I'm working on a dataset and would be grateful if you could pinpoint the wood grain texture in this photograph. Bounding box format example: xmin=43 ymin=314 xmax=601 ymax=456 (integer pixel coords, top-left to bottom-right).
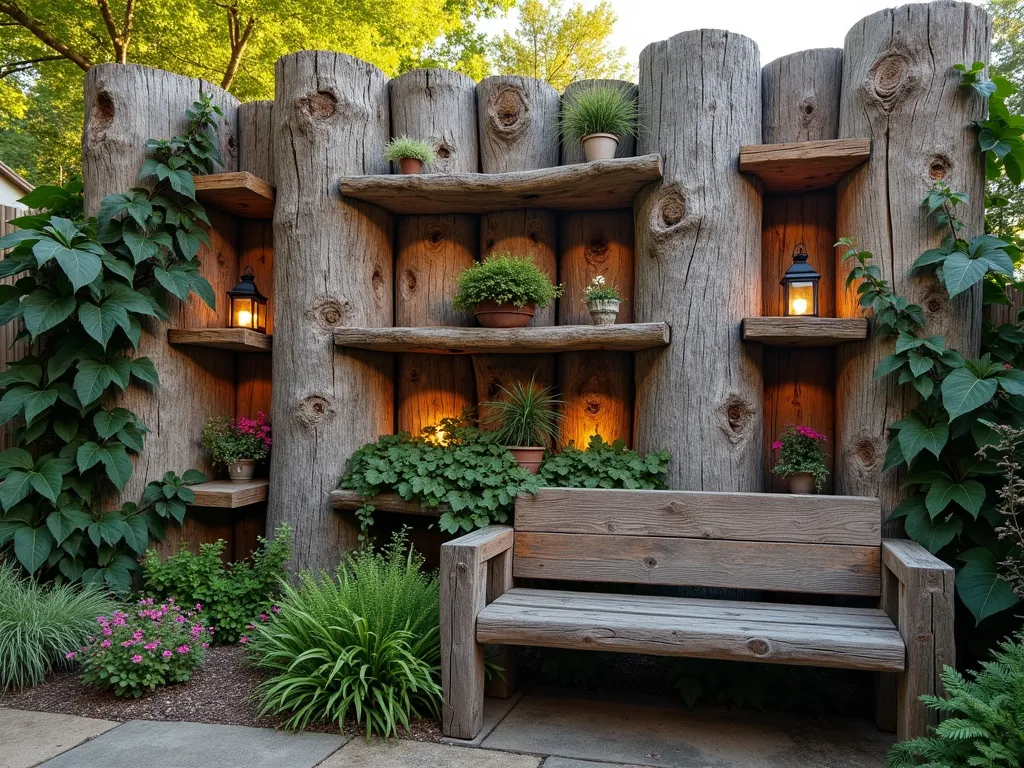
xmin=634 ymin=30 xmax=763 ymax=492
xmin=763 ymin=49 xmax=843 ymax=144
xmin=0 ymin=205 xmax=34 ymax=451
xmin=477 ymin=76 xmax=560 ymax=173
xmin=269 ymin=52 xmax=394 ymax=572
xmin=742 ymin=317 xmax=867 ymax=345
xmin=194 ymin=172 xmax=274 ymax=219
xmin=739 ymin=139 xmax=870 ymax=192
xmin=168 ymin=328 xmax=272 ymax=352
xmin=189 ymin=479 xmax=269 ymax=508
xmin=512 ymin=532 xmax=882 ymax=596
xmin=484 ymin=547 xmax=517 ymax=699
xmin=330 ymin=489 xmax=446 ymax=516
xmin=390 ymin=69 xmax=479 ymax=175
xmin=836 ymin=2 xmax=990 ymax=530
xmin=513 ymin=487 xmax=881 ymax=546
xmin=560 ymin=80 xmax=638 ymax=165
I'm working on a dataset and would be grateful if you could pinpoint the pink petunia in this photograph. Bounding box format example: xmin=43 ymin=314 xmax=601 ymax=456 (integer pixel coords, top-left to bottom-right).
xmin=131 ymin=654 xmax=143 ymax=664
xmin=101 ymin=640 xmax=111 ymax=648
xmin=176 ymin=645 xmax=190 ymax=654
xmin=771 ymin=440 xmax=782 ymax=450
xmin=239 ymin=636 xmax=249 ymax=644
xmin=65 ymin=651 xmax=76 ymax=660
xmin=162 ymin=650 xmax=173 ymax=658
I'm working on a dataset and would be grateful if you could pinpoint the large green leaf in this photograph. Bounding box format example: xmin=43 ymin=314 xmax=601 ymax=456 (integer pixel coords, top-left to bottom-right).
xmin=0 ymin=447 xmax=33 ymax=479
xmin=46 ymin=505 xmax=92 ymax=545
xmin=87 ymin=512 xmax=129 ymax=548
xmin=942 ymin=253 xmax=988 ymax=297
xmin=21 ymin=388 xmax=58 ymax=425
xmin=129 ymin=357 xmax=159 ymax=386
xmin=78 ymin=300 xmax=131 ymax=348
xmin=73 ymin=359 xmax=117 ymax=405
xmin=925 ymin=478 xmax=986 ymax=518
xmin=956 ymin=548 xmax=1019 ymax=624
xmin=76 ymin=441 xmax=133 ymax=490
xmin=897 ymin=414 xmax=948 ymax=462
xmin=94 ymin=409 xmax=131 ymax=439
xmin=905 ymin=505 xmax=962 ymax=553
xmin=13 ymin=525 xmax=53 ymax=574
xmin=0 ymin=470 xmax=35 ymax=509
xmin=121 ymin=513 xmax=150 ymax=554
xmin=941 ymin=367 xmax=998 ymax=420
xmin=29 ymin=458 xmax=67 ymax=502
xmin=153 ymin=266 xmax=191 ymax=300
xmin=21 ymin=290 xmax=77 ymax=337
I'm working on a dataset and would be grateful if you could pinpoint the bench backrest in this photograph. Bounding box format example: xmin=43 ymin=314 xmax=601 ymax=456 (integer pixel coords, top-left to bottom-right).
xmin=512 ymin=488 xmax=882 ymax=596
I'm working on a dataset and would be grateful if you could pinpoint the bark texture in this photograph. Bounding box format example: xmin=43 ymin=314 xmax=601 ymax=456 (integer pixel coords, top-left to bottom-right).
xmin=269 ymin=52 xmax=394 ymax=571
xmin=390 ymin=69 xmax=479 ymax=174
xmin=835 ymin=2 xmax=990 ymax=523
xmin=559 ymin=80 xmax=638 ymax=165
xmin=634 ymin=30 xmax=763 ymax=490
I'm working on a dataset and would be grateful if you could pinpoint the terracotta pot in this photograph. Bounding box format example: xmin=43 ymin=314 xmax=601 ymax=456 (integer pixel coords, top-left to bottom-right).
xmin=474 ymin=301 xmax=536 ymax=328
xmin=582 ymin=133 xmax=619 ymax=162
xmin=228 ymin=459 xmax=256 ymax=483
xmin=787 ymin=472 xmax=815 ymax=495
xmin=509 ymin=446 xmax=545 ymax=474
xmin=587 ymin=298 xmax=620 ymax=325
xmin=399 ymin=157 xmax=424 ymax=174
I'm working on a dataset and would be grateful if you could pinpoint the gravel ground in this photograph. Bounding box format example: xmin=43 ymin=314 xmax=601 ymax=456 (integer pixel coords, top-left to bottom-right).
xmin=0 ymin=645 xmax=443 ymax=742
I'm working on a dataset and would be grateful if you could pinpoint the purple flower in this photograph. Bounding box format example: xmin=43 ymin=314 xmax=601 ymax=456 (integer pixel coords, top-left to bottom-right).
xmin=239 ymin=636 xmax=249 ymax=644
xmin=65 ymin=651 xmax=76 ymax=660
xmin=131 ymin=654 xmax=143 ymax=664
xmin=176 ymin=645 xmax=190 ymax=654
xmin=100 ymin=640 xmax=111 ymax=648
xmin=144 ymin=641 xmax=160 ymax=651
xmin=771 ymin=440 xmax=782 ymax=450
xmin=121 ymin=640 xmax=135 ymax=647
xmin=162 ymin=650 xmax=173 ymax=658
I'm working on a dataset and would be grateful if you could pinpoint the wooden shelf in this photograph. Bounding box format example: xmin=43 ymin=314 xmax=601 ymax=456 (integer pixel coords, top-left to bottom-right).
xmin=738 ymin=139 xmax=870 ymax=193
xmin=194 ymin=172 xmax=275 ymax=219
xmin=334 ymin=323 xmax=670 ymax=355
xmin=742 ymin=317 xmax=868 ymax=346
xmin=338 ymin=155 xmax=663 ymax=214
xmin=168 ymin=328 xmax=272 ymax=352
xmin=189 ymin=479 xmax=268 ymax=509
xmin=331 ymin=490 xmax=444 ymax=517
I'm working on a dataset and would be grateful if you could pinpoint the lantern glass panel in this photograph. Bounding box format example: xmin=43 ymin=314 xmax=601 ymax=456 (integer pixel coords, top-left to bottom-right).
xmin=232 ymin=297 xmax=255 ymax=329
xmin=787 ymin=281 xmax=816 ymax=316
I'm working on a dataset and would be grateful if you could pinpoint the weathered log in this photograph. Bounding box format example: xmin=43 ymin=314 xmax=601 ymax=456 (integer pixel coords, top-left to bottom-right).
xmin=390 ymin=69 xmax=479 ymax=174
xmin=634 ymin=31 xmax=763 ymax=491
xmin=763 ymin=49 xmax=843 ymax=143
xmin=835 ymin=2 xmax=989 ymax=524
xmin=559 ymin=80 xmax=638 ymax=165
xmin=743 ymin=317 xmax=867 ymax=346
xmin=82 ymin=64 xmax=240 ymax=506
xmin=477 ymin=76 xmax=560 ymax=173
xmin=739 ymin=139 xmax=869 ymax=192
xmin=269 ymin=52 xmax=394 ymax=571
xmin=330 ymin=489 xmax=446 ymax=516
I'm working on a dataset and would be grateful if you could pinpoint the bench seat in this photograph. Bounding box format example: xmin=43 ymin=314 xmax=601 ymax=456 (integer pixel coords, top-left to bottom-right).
xmin=477 ymin=588 xmax=905 ymax=672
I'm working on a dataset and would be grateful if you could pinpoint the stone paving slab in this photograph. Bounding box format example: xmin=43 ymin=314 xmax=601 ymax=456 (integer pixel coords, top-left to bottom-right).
xmin=441 ymin=691 xmax=527 ymax=748
xmin=543 ymin=759 xmax=649 ymax=768
xmin=36 ymin=719 xmax=347 ymax=768
xmin=322 ymin=738 xmax=542 ymax=768
xmin=0 ymin=707 xmax=119 ymax=768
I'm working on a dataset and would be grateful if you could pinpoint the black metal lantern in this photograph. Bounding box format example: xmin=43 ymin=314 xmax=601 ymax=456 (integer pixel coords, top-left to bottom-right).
xmin=227 ymin=266 xmax=268 ymax=332
xmin=780 ymin=243 xmax=820 ymax=317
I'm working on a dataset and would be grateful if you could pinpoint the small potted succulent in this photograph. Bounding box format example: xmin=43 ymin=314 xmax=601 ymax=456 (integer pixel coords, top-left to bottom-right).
xmin=384 ymin=136 xmax=436 ymax=174
xmin=202 ymin=413 xmax=272 ymax=482
xmin=560 ymin=84 xmax=639 ymax=162
xmin=482 ymin=379 xmax=563 ymax=473
xmin=583 ymin=275 xmax=622 ymax=325
xmin=771 ymin=425 xmax=828 ymax=494
xmin=452 ymin=253 xmax=562 ymax=328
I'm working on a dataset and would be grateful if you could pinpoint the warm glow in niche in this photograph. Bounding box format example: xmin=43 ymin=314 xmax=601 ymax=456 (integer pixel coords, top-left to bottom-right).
xmin=227 ymin=266 xmax=268 ymax=332
xmin=780 ymin=244 xmax=820 ymax=318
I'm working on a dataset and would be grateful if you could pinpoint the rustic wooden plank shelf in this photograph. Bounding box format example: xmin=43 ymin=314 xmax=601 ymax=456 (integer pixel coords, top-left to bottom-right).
xmin=330 ymin=489 xmax=444 ymax=517
xmin=738 ymin=138 xmax=870 ymax=193
xmin=742 ymin=317 xmax=868 ymax=346
xmin=189 ymin=479 xmax=268 ymax=509
xmin=168 ymin=328 xmax=272 ymax=352
xmin=338 ymin=154 xmax=663 ymax=214
xmin=194 ymin=172 xmax=275 ymax=219
xmin=333 ymin=323 xmax=671 ymax=355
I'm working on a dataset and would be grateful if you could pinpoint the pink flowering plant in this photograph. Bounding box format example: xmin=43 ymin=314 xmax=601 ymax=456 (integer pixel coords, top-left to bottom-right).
xmin=201 ymin=412 xmax=271 ymax=466
xmin=771 ymin=425 xmax=829 ymax=492
xmin=77 ymin=597 xmax=211 ymax=697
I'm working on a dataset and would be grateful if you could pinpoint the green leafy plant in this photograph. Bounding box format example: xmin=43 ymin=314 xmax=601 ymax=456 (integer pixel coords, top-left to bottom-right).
xmin=0 ymin=560 xmax=116 ymax=691
xmin=141 ymin=523 xmax=291 ymax=644
xmin=770 ymin=425 xmax=829 ymax=492
xmin=560 ymin=84 xmax=639 ymax=143
xmin=0 ymin=94 xmax=224 ymax=589
xmin=482 ymin=379 xmax=563 ymax=448
xmin=887 ymin=633 xmax=1024 ymax=767
xmin=452 ymin=253 xmax=562 ymax=310
xmin=383 ymin=136 xmax=436 ymax=164
xmin=582 ymin=274 xmax=621 ymax=303
xmin=250 ymin=531 xmax=442 ymax=739
xmin=538 ymin=434 xmax=669 ymax=488
xmin=201 ymin=413 xmax=271 ymax=466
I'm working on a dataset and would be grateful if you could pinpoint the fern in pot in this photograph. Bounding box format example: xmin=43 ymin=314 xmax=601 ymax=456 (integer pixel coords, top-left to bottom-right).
xmin=384 ymin=136 xmax=436 ymax=174
xmin=482 ymin=379 xmax=563 ymax=473
xmin=453 ymin=253 xmax=562 ymax=328
xmin=561 ymin=84 xmax=638 ymax=162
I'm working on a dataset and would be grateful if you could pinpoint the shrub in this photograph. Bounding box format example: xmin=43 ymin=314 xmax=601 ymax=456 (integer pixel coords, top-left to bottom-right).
xmin=250 ymin=532 xmax=442 ymax=739
xmin=384 ymin=136 xmax=436 ymax=164
xmin=539 ymin=435 xmax=670 ymax=488
xmin=770 ymin=425 xmax=829 ymax=491
xmin=78 ymin=597 xmax=211 ymax=698
xmin=141 ymin=524 xmax=291 ymax=644
xmin=560 ymin=84 xmax=639 ymax=143
xmin=452 ymin=253 xmax=562 ymax=310
xmin=201 ymin=413 xmax=272 ymax=466
xmin=887 ymin=633 xmax=1024 ymax=767
xmin=583 ymin=274 xmax=622 ymax=303
xmin=0 ymin=562 xmax=117 ymax=691
xmin=482 ymin=379 xmax=564 ymax=448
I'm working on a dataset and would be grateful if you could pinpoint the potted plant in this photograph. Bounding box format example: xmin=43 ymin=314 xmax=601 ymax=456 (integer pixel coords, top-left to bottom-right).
xmin=384 ymin=136 xmax=436 ymax=174
xmin=583 ymin=275 xmax=622 ymax=325
xmin=771 ymin=425 xmax=828 ymax=494
xmin=202 ymin=413 xmax=271 ymax=482
xmin=482 ymin=379 xmax=563 ymax=474
xmin=560 ymin=84 xmax=639 ymax=162
xmin=452 ymin=253 xmax=562 ymax=328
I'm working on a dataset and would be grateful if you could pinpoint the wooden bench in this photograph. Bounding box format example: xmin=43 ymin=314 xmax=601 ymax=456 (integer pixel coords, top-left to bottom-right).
xmin=440 ymin=488 xmax=954 ymax=741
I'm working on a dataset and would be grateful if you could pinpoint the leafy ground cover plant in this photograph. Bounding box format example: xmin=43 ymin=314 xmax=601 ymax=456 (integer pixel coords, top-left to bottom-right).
xmin=482 ymin=379 xmax=563 ymax=448
xmin=538 ymin=434 xmax=669 ymax=489
xmin=383 ymin=136 xmax=436 ymax=164
xmin=78 ymin=597 xmax=211 ymax=698
xmin=141 ymin=524 xmax=291 ymax=644
xmin=770 ymin=425 xmax=829 ymax=492
xmin=201 ymin=413 xmax=271 ymax=466
xmin=249 ymin=531 xmax=441 ymax=739
xmin=452 ymin=253 xmax=562 ymax=310
xmin=0 ymin=560 xmax=116 ymax=690
xmin=560 ymin=84 xmax=639 ymax=143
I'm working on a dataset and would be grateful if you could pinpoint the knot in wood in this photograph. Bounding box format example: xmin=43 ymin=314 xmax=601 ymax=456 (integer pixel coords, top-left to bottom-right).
xmin=928 ymin=154 xmax=953 ymax=180
xmin=584 ymin=398 xmax=601 ymax=416
xmin=746 ymin=638 xmax=770 ymax=656
xmin=642 ymin=556 xmax=657 ymax=569
xmin=921 ymin=284 xmax=948 ymax=317
xmin=584 ymin=235 xmax=610 ymax=266
xmin=372 ymin=264 xmax=387 ymax=305
xmin=426 ymin=223 xmax=448 ymax=246
xmin=457 ymin=562 xmax=468 ymax=573
xmin=717 ymin=394 xmax=756 ymax=443
xmin=436 ymin=144 xmax=453 ymax=159
xmin=297 ymin=90 xmax=337 ymax=120
xmin=405 ymin=365 xmax=422 ymax=384
xmin=311 ymin=298 xmax=349 ymax=330
xmin=487 ymin=84 xmax=530 ymax=142
xmin=650 ymin=186 xmax=692 ymax=239
xmin=401 ymin=268 xmax=418 ymax=297
xmin=665 ymin=501 xmax=687 ymax=516
xmin=852 ymin=434 xmax=881 ymax=471
xmin=868 ymin=54 xmax=913 ymax=112
xmin=297 ymin=394 xmax=334 ymax=428
xmin=91 ymin=90 xmax=115 ymax=132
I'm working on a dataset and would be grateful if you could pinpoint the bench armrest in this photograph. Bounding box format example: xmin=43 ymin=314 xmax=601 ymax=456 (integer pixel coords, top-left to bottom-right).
xmin=443 ymin=524 xmax=514 ymax=563
xmin=881 ymin=539 xmax=954 ymax=585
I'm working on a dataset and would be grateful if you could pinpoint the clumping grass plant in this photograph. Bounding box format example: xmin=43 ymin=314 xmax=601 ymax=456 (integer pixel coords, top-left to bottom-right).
xmin=249 ymin=531 xmax=442 ymax=739
xmin=560 ymin=84 xmax=639 ymax=143
xmin=482 ymin=379 xmax=564 ymax=448
xmin=0 ymin=562 xmax=117 ymax=691
xmin=383 ymin=136 xmax=436 ymax=164
xmin=770 ymin=425 xmax=829 ymax=491
xmin=452 ymin=253 xmax=562 ymax=310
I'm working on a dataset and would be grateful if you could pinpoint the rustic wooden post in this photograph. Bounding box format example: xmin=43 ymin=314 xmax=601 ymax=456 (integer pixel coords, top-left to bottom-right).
xmin=559 ymin=80 xmax=637 ymax=447
xmin=268 ymin=52 xmax=394 ymax=571
xmin=82 ymin=64 xmax=240 ymax=503
xmin=634 ymin=31 xmax=763 ymax=491
xmin=835 ymin=2 xmax=990 ymax=523
xmin=760 ymin=50 xmax=842 ymax=492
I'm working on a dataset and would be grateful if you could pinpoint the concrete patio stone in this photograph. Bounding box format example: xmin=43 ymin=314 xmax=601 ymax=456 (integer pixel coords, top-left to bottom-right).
xmin=441 ymin=691 xmax=527 ymax=747
xmin=0 ymin=707 xmax=119 ymax=768
xmin=322 ymin=738 xmax=542 ymax=768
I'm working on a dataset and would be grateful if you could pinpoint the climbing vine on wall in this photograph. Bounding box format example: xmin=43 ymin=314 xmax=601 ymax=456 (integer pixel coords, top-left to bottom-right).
xmin=0 ymin=95 xmax=224 ymax=592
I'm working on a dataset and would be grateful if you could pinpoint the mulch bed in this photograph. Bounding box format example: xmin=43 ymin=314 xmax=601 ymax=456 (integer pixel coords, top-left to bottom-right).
xmin=0 ymin=645 xmax=442 ymax=742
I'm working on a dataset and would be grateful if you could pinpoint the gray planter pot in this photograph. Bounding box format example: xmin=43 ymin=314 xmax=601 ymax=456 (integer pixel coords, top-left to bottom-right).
xmin=587 ymin=298 xmax=621 ymax=325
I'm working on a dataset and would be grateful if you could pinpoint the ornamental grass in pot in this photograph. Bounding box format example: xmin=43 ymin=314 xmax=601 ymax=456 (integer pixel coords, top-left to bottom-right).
xmin=453 ymin=253 xmax=562 ymax=328
xmin=770 ymin=425 xmax=828 ymax=494
xmin=202 ymin=413 xmax=271 ymax=482
xmin=583 ymin=274 xmax=622 ymax=325
xmin=384 ymin=136 xmax=436 ymax=174
xmin=560 ymin=84 xmax=639 ymax=162
xmin=482 ymin=379 xmax=563 ymax=473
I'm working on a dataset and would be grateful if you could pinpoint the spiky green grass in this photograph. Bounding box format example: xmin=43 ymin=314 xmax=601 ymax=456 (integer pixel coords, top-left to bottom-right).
xmin=560 ymin=84 xmax=639 ymax=143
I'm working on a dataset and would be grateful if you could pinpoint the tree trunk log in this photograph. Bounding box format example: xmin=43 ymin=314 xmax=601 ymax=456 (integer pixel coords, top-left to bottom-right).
xmin=634 ymin=31 xmax=763 ymax=491
xmin=390 ymin=69 xmax=479 ymax=175
xmin=477 ymin=76 xmax=560 ymax=173
xmin=269 ymin=52 xmax=394 ymax=571
xmin=836 ymin=2 xmax=989 ymax=525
